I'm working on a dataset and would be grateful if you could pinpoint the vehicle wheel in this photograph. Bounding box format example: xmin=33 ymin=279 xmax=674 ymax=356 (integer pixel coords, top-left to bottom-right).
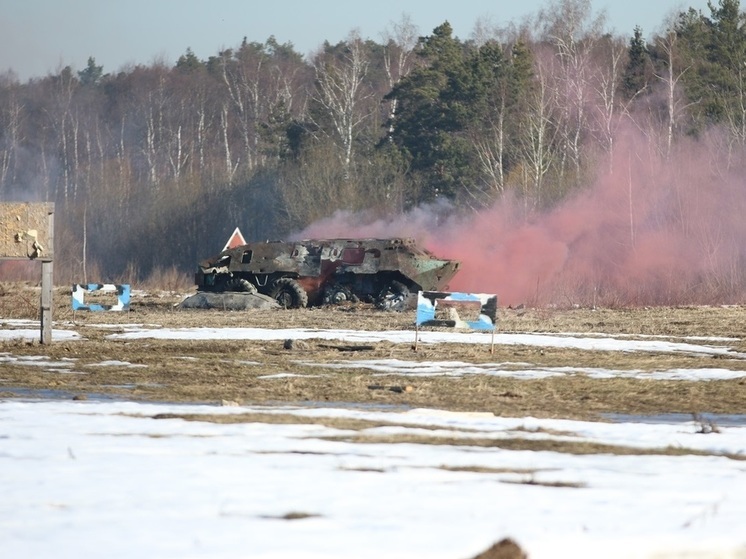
xmin=224 ymin=277 xmax=257 ymax=293
xmin=270 ymin=278 xmax=308 ymax=308
xmin=376 ymin=280 xmax=410 ymax=311
xmin=323 ymin=284 xmax=356 ymax=305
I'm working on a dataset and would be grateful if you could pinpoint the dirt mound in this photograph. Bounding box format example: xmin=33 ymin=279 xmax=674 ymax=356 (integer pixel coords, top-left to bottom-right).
xmin=470 ymin=538 xmax=527 ymax=559
xmin=179 ymin=291 xmax=279 ymax=310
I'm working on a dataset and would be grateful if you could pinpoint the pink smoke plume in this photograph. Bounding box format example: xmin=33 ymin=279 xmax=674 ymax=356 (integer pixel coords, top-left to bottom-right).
xmin=293 ymin=132 xmax=746 ymax=307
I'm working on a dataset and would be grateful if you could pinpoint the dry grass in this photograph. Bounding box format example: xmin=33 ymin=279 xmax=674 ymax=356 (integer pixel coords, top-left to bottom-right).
xmin=1 ymin=283 xmax=745 ymax=420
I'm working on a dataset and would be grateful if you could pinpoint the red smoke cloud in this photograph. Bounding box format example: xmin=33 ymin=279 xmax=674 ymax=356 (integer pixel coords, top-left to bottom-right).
xmin=294 ymin=131 xmax=746 ymax=307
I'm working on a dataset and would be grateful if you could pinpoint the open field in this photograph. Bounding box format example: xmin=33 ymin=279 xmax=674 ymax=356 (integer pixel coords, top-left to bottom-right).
xmin=2 ymin=282 xmax=745 ymax=420
xmin=4 ymin=282 xmax=746 ymax=559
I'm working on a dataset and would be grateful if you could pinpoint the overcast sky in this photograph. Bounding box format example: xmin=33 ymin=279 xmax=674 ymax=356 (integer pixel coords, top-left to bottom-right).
xmin=1 ymin=0 xmax=712 ymax=82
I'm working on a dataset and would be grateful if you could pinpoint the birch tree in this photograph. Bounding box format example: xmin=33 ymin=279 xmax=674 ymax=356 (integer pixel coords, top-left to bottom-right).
xmin=654 ymin=29 xmax=691 ymax=157
xmin=310 ymin=31 xmax=375 ymax=174
xmin=591 ymin=35 xmax=627 ymax=171
xmin=519 ymin=55 xmax=558 ymax=209
xmin=44 ymin=66 xmax=79 ymax=201
xmin=540 ymin=0 xmax=605 ymax=184
xmin=381 ymin=14 xmax=419 ymax=134
xmin=471 ymin=39 xmax=534 ymax=197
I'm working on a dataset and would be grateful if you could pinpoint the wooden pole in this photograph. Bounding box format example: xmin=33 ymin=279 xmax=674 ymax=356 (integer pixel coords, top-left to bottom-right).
xmin=40 ymin=205 xmax=54 ymax=345
xmin=40 ymin=260 xmax=53 ymax=344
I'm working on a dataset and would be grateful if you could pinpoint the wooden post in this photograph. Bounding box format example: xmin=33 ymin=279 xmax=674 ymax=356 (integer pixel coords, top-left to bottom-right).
xmin=40 ymin=260 xmax=53 ymax=344
xmin=40 ymin=206 xmax=54 ymax=344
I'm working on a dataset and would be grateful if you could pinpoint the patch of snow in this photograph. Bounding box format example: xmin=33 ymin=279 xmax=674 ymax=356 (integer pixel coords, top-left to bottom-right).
xmin=257 ymin=372 xmax=328 ymax=379
xmin=85 ymin=360 xmax=147 ymax=368
xmin=0 ymin=319 xmax=39 ymax=328
xmin=1 ymin=400 xmax=744 ymax=559
xmin=0 ymin=354 xmax=75 ymax=368
xmin=106 ymin=327 xmax=746 ymax=358
xmin=300 ymin=359 xmax=746 ymax=381
xmin=558 ymin=331 xmax=739 ymax=342
xmin=0 ymin=328 xmax=81 ymax=342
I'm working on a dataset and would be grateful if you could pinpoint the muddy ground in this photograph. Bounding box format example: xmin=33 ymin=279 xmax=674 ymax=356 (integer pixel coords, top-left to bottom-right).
xmin=1 ymin=283 xmax=745 ymax=419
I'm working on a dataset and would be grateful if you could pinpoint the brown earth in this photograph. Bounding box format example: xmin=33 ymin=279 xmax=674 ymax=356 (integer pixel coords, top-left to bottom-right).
xmin=471 ymin=539 xmax=527 ymax=559
xmin=1 ymin=283 xmax=745 ymax=420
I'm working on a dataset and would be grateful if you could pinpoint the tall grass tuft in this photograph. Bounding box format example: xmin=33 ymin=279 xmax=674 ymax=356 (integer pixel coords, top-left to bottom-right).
xmin=141 ymin=265 xmax=193 ymax=293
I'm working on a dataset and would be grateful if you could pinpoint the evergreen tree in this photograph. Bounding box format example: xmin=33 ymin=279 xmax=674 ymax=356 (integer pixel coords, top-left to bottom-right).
xmin=707 ymin=0 xmax=746 ymax=138
xmin=674 ymin=0 xmax=746 ymax=133
xmin=175 ymin=48 xmax=203 ymax=72
xmin=78 ymin=56 xmax=103 ymax=86
xmin=384 ymin=22 xmax=475 ymax=203
xmin=621 ymin=26 xmax=651 ymax=99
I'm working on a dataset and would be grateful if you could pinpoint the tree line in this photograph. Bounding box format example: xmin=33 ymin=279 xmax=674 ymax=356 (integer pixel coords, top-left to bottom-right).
xmin=1 ymin=0 xmax=745 ymax=285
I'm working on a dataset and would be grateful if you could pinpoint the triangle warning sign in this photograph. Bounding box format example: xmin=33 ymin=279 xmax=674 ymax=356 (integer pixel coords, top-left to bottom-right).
xmin=223 ymin=227 xmax=247 ymax=251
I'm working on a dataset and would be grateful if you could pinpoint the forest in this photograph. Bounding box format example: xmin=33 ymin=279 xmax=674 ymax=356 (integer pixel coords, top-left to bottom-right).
xmin=2 ymin=0 xmax=746 ymax=306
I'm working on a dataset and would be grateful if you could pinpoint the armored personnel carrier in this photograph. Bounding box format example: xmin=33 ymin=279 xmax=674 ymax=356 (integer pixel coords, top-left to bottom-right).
xmin=195 ymin=238 xmax=460 ymax=310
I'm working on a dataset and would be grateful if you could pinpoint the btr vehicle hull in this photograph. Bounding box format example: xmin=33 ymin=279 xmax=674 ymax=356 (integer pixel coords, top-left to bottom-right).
xmin=195 ymin=238 xmax=460 ymax=310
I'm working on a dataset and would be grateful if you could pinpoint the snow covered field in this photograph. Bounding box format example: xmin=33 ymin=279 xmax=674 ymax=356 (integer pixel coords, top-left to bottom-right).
xmin=2 ymin=399 xmax=746 ymax=559
xmin=2 ymin=321 xmax=746 ymax=558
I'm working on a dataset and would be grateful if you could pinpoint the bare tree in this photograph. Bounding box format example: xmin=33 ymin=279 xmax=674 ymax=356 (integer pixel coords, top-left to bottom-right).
xmin=519 ymin=56 xmax=558 ymax=209
xmin=655 ymin=29 xmax=693 ymax=158
xmin=0 ymin=74 xmax=23 ymax=192
xmin=219 ymin=101 xmax=238 ymax=182
xmin=469 ymin=27 xmax=534 ymax=198
xmin=142 ymin=71 xmax=169 ymax=187
xmin=471 ymin=41 xmax=514 ymax=196
xmin=310 ymin=31 xmax=375 ymax=174
xmin=44 ymin=66 xmax=79 ymax=201
xmin=381 ymin=14 xmax=419 ymax=133
xmin=218 ymin=44 xmax=262 ymax=174
xmin=591 ymin=35 xmax=628 ymax=172
xmin=540 ymin=0 xmax=606 ymax=182
xmin=723 ymin=60 xmax=746 ymax=149
xmin=473 ymin=115 xmax=507 ymax=195
xmin=217 ymin=38 xmax=308 ymax=179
